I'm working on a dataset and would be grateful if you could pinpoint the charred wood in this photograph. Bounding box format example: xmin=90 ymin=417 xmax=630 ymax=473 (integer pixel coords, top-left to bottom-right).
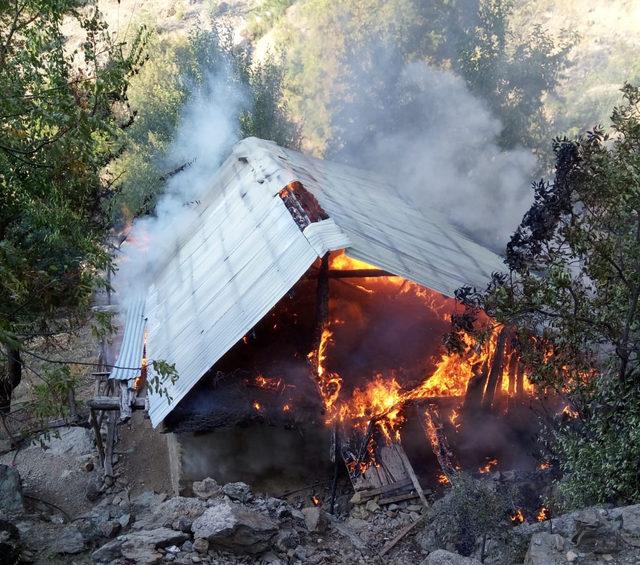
xmin=483 ymin=327 xmax=509 ymax=410
xmin=462 ymin=360 xmax=488 ymax=415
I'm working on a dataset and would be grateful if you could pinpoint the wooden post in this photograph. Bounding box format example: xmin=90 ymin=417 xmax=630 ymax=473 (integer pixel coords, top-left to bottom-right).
xmin=463 ymin=360 xmax=488 ymax=415
xmin=90 ymin=410 xmax=105 ymax=465
xmin=482 ymin=327 xmax=508 ymax=411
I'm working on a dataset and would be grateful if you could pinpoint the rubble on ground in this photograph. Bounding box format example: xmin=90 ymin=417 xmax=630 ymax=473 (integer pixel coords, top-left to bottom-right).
xmin=3 ymin=458 xmax=640 ymax=564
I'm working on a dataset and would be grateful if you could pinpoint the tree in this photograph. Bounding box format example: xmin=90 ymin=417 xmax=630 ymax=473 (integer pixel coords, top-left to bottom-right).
xmin=0 ymin=1 xmax=146 ymax=413
xmin=275 ymin=0 xmax=572 ymax=155
xmin=109 ymin=23 xmax=300 ymax=224
xmin=450 ymin=84 xmax=640 ymax=508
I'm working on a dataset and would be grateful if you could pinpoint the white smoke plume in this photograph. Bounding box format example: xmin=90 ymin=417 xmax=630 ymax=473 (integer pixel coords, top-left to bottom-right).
xmin=114 ymin=71 xmax=247 ymax=301
xmin=332 ymin=63 xmax=536 ymax=251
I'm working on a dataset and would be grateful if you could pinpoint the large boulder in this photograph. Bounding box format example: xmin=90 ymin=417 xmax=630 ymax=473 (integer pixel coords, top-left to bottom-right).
xmin=0 ymin=464 xmax=24 ymax=516
xmin=524 ymin=532 xmax=567 ymax=565
xmin=191 ymin=501 xmax=278 ymax=554
xmin=422 ymin=549 xmax=482 ymax=565
xmin=91 ymin=527 xmax=188 ymax=562
xmin=40 ymin=426 xmax=93 ymax=456
xmin=135 ymin=496 xmax=207 ymax=529
xmin=50 ymin=525 xmax=86 ymax=555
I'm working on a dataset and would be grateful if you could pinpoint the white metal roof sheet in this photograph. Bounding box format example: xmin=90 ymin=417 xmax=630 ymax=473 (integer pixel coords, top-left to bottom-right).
xmin=108 ymin=296 xmax=146 ymax=381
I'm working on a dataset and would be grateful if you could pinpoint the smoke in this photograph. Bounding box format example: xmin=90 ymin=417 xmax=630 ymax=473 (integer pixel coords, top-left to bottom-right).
xmin=114 ymin=70 xmax=247 ymax=301
xmin=330 ymin=60 xmax=536 ymax=251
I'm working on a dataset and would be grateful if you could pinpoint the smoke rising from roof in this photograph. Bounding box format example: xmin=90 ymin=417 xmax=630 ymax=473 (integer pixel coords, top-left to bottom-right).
xmin=114 ymin=70 xmax=246 ymax=302
xmin=330 ymin=62 xmax=536 ymax=251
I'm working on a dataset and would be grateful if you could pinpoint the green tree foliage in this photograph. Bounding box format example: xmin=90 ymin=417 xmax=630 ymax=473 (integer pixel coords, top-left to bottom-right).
xmin=0 ymin=1 xmax=145 ymax=411
xmin=428 ymin=473 xmax=513 ymax=559
xmin=451 ymin=85 xmax=640 ymax=508
xmin=275 ymin=0 xmax=572 ymax=154
xmin=110 ymin=24 xmax=300 ymax=223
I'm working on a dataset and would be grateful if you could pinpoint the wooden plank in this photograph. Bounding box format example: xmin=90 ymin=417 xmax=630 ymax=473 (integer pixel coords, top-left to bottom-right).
xmin=359 ymin=477 xmax=413 ymax=498
xmin=379 ymin=491 xmax=419 ymax=505
xmin=88 ymin=396 xmax=146 ymax=410
xmin=380 ymin=515 xmax=427 ymax=556
xmin=395 ymin=443 xmax=430 ymax=509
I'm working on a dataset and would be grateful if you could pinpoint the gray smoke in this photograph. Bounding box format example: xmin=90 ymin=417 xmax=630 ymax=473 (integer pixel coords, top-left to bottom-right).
xmin=114 ymin=71 xmax=247 ymax=302
xmin=332 ymin=62 xmax=536 ymax=251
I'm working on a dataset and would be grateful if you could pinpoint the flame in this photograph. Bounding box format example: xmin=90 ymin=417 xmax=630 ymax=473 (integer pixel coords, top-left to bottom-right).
xmin=308 ymin=326 xmax=343 ymax=412
xmin=511 ymin=509 xmax=525 ymax=524
xmin=561 ymin=405 xmax=579 ymax=418
xmin=133 ymin=333 xmax=148 ymax=392
xmin=537 ymin=507 xmax=551 ymax=522
xmin=311 ymin=495 xmax=321 ymax=506
xmin=336 ymin=374 xmax=405 ymax=441
xmin=254 ymin=375 xmax=285 ymax=393
xmin=437 ymin=473 xmax=450 ymax=485
xmin=538 ymin=461 xmax=552 ymax=470
xmin=252 ymin=401 xmax=262 ymax=411
xmin=449 ymin=408 xmax=461 ymax=431
xmin=479 ymin=458 xmax=498 ymax=474
xmin=283 ymin=404 xmax=291 ymax=412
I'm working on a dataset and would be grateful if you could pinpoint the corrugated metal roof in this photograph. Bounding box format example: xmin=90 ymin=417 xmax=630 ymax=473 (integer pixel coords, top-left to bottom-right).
xmin=108 ymin=296 xmax=146 ymax=381
xmin=111 ymin=137 xmax=504 ymax=427
xmin=248 ymin=138 xmax=505 ymax=296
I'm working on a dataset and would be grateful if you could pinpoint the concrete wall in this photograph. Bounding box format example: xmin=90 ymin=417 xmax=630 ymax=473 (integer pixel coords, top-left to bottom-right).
xmin=168 ymin=424 xmax=333 ymax=495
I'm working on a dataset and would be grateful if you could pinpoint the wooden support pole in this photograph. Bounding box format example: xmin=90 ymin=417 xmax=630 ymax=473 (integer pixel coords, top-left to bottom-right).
xmin=327 ymin=269 xmax=394 ymax=278
xmin=104 ymin=411 xmax=117 ymax=477
xmin=483 ymin=327 xmax=509 ymax=410
xmin=90 ymin=410 xmax=105 ymax=465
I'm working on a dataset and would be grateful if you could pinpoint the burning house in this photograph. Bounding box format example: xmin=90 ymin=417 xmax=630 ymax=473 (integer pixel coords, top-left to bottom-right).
xmin=105 ymin=137 xmax=541 ymax=502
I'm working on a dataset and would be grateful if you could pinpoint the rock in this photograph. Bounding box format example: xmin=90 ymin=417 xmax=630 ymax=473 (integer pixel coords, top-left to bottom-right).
xmin=91 ymin=528 xmax=188 ymax=562
xmin=0 ymin=465 xmax=24 ymax=516
xmin=350 ymin=492 xmax=363 ymax=504
xmin=192 ymin=537 xmax=209 ymax=553
xmin=99 ymin=520 xmax=121 ymax=538
xmin=118 ymin=513 xmax=131 ymax=529
xmin=524 ymin=533 xmax=567 ymax=565
xmin=52 ymin=525 xmax=86 ymax=554
xmin=139 ymin=496 xmax=207 ymax=529
xmin=262 ymin=551 xmax=285 ymax=565
xmin=222 ymin=482 xmax=252 ymax=503
xmin=274 ymin=528 xmax=300 ymax=552
xmin=182 ymin=540 xmax=194 ymax=552
xmin=572 ymin=508 xmax=620 ymax=553
xmin=85 ymin=475 xmax=103 ymax=502
xmin=82 ymin=459 xmax=94 ymax=472
xmin=301 ymin=506 xmax=328 ymax=533
xmin=121 ymin=546 xmax=163 ymax=563
xmin=191 ymin=501 xmax=277 ymax=554
xmin=192 ymin=477 xmax=222 ymax=500
xmin=422 ymin=549 xmax=482 ymax=564
xmin=173 ymin=515 xmax=193 ymax=533
xmin=0 ymin=520 xmax=21 ymax=564
xmin=566 ymin=550 xmax=578 ymax=561
xmin=130 ymin=490 xmax=165 ymax=514
xmin=365 ymin=500 xmax=380 ymax=513
xmin=40 ymin=426 xmax=93 ymax=456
